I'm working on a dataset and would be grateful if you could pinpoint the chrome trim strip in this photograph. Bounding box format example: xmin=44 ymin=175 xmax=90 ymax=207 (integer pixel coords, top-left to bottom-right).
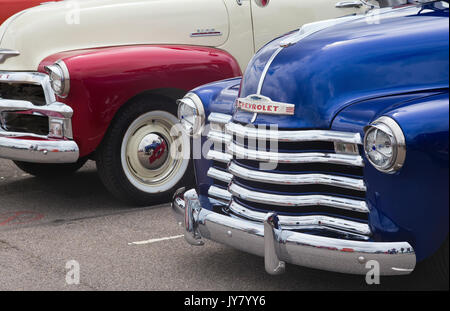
xmin=206 ymin=149 xmax=232 ymax=164
xmin=208 ymin=112 xmax=232 ymax=125
xmin=207 ymin=130 xmax=232 ymax=144
xmin=0 ymin=99 xmax=73 ymax=118
xmin=173 ymin=189 xmax=416 ymax=276
xmin=227 ymin=142 xmax=364 ymax=167
xmin=226 ymin=122 xmax=362 ymax=144
xmin=207 ymin=167 xmax=232 ymax=183
xmin=208 ymin=185 xmax=232 ymax=201
xmin=228 ymin=162 xmax=366 ymax=191
xmin=257 ymin=47 xmax=283 ymax=94
xmin=0 ymin=99 xmax=74 ymax=141
xmin=229 ymin=200 xmax=371 ymax=237
xmin=229 ymin=182 xmax=369 ymax=213
xmin=0 ymin=49 xmax=20 ymax=64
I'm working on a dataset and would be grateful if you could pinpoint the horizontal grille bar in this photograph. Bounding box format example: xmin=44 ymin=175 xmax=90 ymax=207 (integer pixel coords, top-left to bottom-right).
xmin=228 ymin=162 xmax=366 ymax=191
xmin=207 ymin=130 xmax=232 ymax=144
xmin=227 ymin=142 xmax=364 ymax=167
xmin=229 ymin=200 xmax=371 ymax=238
xmin=206 ymin=149 xmax=232 ymax=164
xmin=229 ymin=182 xmax=369 ymax=213
xmin=226 ymin=122 xmax=362 ymax=144
xmin=207 ymin=167 xmax=232 ymax=183
xmin=208 ymin=185 xmax=232 ymax=202
xmin=208 ymin=112 xmax=233 ymax=125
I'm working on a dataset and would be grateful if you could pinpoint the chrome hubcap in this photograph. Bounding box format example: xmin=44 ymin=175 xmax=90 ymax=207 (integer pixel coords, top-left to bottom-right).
xmin=137 ymin=133 xmax=169 ymax=170
xmin=120 ymin=110 xmax=190 ymax=194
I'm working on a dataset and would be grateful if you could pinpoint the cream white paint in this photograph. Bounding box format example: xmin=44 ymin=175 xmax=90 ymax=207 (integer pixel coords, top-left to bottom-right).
xmin=0 ymin=0 xmax=368 ymax=72
xmin=251 ymin=0 xmax=368 ymax=51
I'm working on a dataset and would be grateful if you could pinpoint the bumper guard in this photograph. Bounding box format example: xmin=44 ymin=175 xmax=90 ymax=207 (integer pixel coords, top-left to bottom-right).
xmin=172 ymin=188 xmax=416 ymax=276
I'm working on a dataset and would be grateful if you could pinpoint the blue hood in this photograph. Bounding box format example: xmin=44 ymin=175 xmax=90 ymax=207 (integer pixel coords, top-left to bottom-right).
xmin=236 ymin=4 xmax=449 ymax=128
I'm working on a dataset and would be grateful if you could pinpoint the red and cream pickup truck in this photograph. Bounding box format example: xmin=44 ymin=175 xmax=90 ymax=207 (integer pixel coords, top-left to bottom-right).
xmin=0 ymin=0 xmax=369 ymax=205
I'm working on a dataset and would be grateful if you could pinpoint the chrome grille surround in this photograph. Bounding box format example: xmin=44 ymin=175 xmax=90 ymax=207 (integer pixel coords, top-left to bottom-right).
xmin=0 ymin=71 xmax=79 ymax=163
xmin=205 ymin=114 xmax=370 ymax=240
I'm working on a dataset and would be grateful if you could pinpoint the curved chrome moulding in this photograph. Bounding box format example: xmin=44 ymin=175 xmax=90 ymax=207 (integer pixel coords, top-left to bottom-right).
xmin=208 ymin=185 xmax=232 ymax=202
xmin=228 ymin=200 xmax=371 ymax=238
xmin=207 ymin=167 xmax=233 ymax=183
xmin=172 ymin=189 xmax=416 ymax=276
xmin=226 ymin=142 xmax=364 ymax=167
xmin=208 ymin=112 xmax=233 ymax=126
xmin=225 ymin=122 xmax=363 ymax=144
xmin=228 ymin=182 xmax=369 ymax=213
xmin=206 ymin=149 xmax=233 ymax=164
xmin=0 ymin=99 xmax=73 ymax=118
xmin=207 ymin=131 xmax=232 ymax=144
xmin=228 ymin=162 xmax=366 ymax=191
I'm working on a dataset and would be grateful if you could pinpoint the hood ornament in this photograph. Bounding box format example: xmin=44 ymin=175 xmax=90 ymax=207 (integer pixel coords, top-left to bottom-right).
xmin=0 ymin=49 xmax=20 ymax=64
xmin=236 ymin=95 xmax=295 ymax=116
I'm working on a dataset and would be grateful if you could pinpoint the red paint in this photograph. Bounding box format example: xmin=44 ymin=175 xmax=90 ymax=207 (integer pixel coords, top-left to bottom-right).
xmin=39 ymin=45 xmax=242 ymax=157
xmin=341 ymin=248 xmax=355 ymax=253
xmin=0 ymin=211 xmax=44 ymax=226
xmin=149 ymin=141 xmax=167 ymax=165
xmin=0 ymin=0 xmax=61 ymax=25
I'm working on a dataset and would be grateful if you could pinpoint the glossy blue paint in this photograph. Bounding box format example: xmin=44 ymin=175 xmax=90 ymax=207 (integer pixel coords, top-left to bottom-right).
xmin=189 ymin=2 xmax=449 ymax=262
xmin=333 ymin=91 xmax=449 ymax=261
xmin=237 ymin=4 xmax=449 ymax=128
xmin=191 ymin=77 xmax=240 ymax=197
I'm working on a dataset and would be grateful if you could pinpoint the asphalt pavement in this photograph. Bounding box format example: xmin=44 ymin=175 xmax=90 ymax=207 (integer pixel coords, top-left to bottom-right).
xmin=0 ymin=159 xmax=446 ymax=291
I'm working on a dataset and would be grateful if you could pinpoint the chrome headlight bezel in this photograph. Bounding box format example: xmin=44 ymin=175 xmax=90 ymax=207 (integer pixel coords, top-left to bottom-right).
xmin=45 ymin=60 xmax=70 ymax=98
xmin=177 ymin=92 xmax=205 ymax=137
xmin=364 ymin=116 xmax=406 ymax=174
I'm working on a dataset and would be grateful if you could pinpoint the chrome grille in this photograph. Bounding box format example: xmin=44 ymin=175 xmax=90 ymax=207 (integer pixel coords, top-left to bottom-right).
xmin=205 ymin=113 xmax=370 ymax=240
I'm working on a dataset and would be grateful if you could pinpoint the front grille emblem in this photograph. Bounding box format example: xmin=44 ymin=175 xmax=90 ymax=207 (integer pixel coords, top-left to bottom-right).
xmin=235 ymin=94 xmax=295 ymax=116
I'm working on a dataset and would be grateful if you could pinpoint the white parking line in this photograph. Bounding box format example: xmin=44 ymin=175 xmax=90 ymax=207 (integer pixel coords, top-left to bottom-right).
xmin=128 ymin=235 xmax=184 ymax=246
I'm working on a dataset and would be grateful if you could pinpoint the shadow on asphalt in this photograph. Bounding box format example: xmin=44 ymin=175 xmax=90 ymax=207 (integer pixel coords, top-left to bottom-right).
xmin=1 ymin=160 xmax=447 ymax=291
xmin=185 ymin=246 xmax=448 ymax=291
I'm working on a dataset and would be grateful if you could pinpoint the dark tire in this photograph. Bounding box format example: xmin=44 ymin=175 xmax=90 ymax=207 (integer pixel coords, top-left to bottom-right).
xmin=14 ymin=158 xmax=88 ymax=178
xmin=418 ymin=237 xmax=449 ymax=287
xmin=96 ymin=95 xmax=193 ymax=206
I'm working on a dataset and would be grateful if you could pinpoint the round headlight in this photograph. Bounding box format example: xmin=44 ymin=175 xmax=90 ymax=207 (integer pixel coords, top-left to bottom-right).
xmin=364 ymin=116 xmax=406 ymax=173
xmin=177 ymin=93 xmax=205 ymax=137
xmin=45 ymin=60 xmax=70 ymax=98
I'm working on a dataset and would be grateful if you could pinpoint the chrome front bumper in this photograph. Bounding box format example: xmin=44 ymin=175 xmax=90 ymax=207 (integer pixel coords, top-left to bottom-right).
xmin=0 ymin=72 xmax=79 ymax=163
xmin=0 ymin=133 xmax=79 ymax=163
xmin=173 ymin=188 xmax=417 ymax=276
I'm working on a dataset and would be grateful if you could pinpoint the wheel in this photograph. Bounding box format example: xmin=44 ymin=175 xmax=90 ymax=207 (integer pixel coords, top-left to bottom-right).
xmin=14 ymin=157 xmax=88 ymax=178
xmin=96 ymin=95 xmax=193 ymax=206
xmin=418 ymin=236 xmax=449 ymax=287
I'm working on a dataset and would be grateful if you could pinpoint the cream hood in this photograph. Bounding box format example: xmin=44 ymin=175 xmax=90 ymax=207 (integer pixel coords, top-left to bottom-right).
xmin=0 ymin=0 xmax=229 ymax=71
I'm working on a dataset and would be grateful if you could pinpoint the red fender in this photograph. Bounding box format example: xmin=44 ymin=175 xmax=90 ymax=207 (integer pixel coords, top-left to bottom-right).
xmin=38 ymin=45 xmax=242 ymax=157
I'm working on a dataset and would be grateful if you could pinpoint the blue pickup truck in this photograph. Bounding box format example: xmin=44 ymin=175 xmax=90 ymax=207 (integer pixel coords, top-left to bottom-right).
xmin=174 ymin=0 xmax=449 ymax=281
